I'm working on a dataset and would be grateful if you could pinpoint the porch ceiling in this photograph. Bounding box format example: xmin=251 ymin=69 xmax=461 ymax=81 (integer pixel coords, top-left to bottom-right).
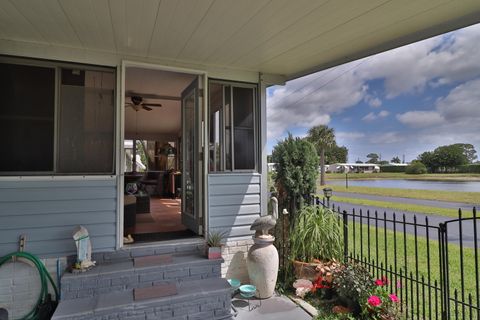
xmin=1 ymin=0 xmax=479 ymax=80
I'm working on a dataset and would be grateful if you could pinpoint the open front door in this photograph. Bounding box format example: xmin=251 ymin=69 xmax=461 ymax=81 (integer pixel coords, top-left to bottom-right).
xmin=181 ymin=77 xmax=203 ymax=234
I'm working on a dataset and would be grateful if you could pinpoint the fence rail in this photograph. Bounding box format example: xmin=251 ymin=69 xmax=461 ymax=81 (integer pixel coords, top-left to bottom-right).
xmin=311 ymin=195 xmax=479 ymax=319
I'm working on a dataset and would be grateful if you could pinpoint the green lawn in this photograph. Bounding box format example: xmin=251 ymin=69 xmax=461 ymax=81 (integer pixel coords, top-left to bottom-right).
xmin=323 ymin=184 xmax=480 ymax=205
xmin=330 ymin=195 xmax=463 ymax=218
xmin=326 ymin=172 xmax=480 ymax=181
xmin=347 ymin=221 xmax=478 ymax=319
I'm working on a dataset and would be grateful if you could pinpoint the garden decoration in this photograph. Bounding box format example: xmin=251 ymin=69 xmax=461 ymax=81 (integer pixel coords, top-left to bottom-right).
xmin=247 ymin=205 xmax=279 ymax=299
xmin=72 ymin=226 xmax=95 ymax=272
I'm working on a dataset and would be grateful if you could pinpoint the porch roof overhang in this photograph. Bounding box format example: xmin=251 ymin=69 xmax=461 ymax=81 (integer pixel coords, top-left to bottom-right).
xmin=0 ymin=0 xmax=479 ymax=83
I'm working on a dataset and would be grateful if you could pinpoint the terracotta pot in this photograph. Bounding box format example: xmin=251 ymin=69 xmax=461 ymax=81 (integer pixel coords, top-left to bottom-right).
xmin=292 ymin=259 xmax=338 ymax=282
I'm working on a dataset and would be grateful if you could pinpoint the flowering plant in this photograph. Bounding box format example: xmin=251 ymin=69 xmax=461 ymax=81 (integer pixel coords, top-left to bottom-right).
xmin=362 ymin=276 xmax=401 ymax=319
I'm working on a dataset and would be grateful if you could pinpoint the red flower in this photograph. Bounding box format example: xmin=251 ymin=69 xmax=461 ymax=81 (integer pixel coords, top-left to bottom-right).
xmin=368 ymin=295 xmax=382 ymax=307
xmin=375 ymin=279 xmax=384 ymax=286
xmin=381 ymin=276 xmax=389 ymax=285
xmin=311 ymin=276 xmax=331 ymax=292
xmin=389 ymin=294 xmax=399 ymax=303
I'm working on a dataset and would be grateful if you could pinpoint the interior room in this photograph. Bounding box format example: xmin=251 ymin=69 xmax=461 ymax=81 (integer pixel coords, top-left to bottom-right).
xmin=123 ymin=67 xmax=196 ymax=243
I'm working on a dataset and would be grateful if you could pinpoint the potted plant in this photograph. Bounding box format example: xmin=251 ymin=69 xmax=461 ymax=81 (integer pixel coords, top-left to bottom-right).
xmin=290 ymin=205 xmax=342 ymax=282
xmin=207 ymin=230 xmax=227 ymax=259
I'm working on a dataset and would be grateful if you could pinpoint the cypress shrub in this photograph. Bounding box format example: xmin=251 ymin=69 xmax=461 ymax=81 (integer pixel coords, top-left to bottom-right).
xmin=406 ymin=162 xmax=428 ymax=174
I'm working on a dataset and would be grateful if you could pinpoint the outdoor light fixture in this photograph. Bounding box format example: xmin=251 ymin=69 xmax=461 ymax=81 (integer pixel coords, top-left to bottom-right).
xmin=323 ymin=187 xmax=333 ymax=207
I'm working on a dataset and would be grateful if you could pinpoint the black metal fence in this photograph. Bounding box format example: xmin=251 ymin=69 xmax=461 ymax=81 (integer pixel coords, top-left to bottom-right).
xmin=311 ymin=196 xmax=479 ymax=319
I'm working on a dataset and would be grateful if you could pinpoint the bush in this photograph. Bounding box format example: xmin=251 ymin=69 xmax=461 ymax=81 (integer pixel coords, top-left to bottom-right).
xmin=380 ymin=165 xmax=406 ymax=173
xmin=405 ymin=162 xmax=427 ymax=174
xmin=272 ymin=133 xmax=319 ymax=214
xmin=456 ymin=164 xmax=480 ymax=173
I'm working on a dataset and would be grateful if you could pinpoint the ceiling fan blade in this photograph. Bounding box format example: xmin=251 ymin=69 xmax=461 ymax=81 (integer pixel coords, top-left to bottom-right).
xmin=142 ymin=105 xmax=153 ymax=111
xmin=143 ymin=103 xmax=163 ymax=107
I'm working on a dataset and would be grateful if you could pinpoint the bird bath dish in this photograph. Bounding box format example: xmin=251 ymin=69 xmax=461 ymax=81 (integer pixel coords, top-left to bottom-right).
xmin=239 ymin=284 xmax=257 ymax=298
xmin=228 ymin=278 xmax=241 ymax=290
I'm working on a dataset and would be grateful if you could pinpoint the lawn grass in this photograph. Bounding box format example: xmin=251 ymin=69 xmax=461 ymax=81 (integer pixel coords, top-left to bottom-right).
xmin=330 ymin=195 xmax=462 ymax=218
xmin=323 ymin=184 xmax=480 ymax=205
xmin=347 ymin=221 xmax=479 ymax=319
xmin=326 ymin=172 xmax=480 ymax=181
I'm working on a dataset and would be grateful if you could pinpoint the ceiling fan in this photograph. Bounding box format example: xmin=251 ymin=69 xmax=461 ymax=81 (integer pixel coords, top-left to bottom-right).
xmin=125 ymin=95 xmax=162 ymax=111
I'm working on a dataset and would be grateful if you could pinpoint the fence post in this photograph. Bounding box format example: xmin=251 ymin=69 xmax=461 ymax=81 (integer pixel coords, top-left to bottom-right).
xmin=438 ymin=222 xmax=449 ymax=320
xmin=342 ymin=210 xmax=348 ymax=264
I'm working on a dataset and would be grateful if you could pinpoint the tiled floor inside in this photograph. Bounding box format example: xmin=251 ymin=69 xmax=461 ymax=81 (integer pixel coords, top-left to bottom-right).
xmin=129 ymin=198 xmax=187 ymax=234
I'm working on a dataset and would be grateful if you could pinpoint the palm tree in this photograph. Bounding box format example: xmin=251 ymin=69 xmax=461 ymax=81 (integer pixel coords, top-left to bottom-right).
xmin=307 ymin=125 xmax=336 ymax=186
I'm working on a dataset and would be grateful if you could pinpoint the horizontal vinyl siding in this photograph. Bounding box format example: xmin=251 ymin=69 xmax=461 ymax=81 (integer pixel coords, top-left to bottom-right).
xmin=208 ymin=173 xmax=261 ymax=239
xmin=0 ymin=177 xmax=117 ymax=257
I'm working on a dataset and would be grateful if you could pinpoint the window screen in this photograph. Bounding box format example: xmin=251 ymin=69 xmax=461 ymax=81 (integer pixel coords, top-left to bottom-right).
xmin=57 ymin=69 xmax=115 ymax=173
xmin=0 ymin=63 xmax=55 ymax=172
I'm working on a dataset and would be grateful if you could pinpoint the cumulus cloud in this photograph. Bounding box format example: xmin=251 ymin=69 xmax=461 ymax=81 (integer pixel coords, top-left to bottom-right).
xmin=267 ymin=23 xmax=480 ymax=159
xmin=362 ymin=110 xmax=389 ymax=122
xmin=396 ymin=111 xmax=445 ymax=128
xmin=369 ymin=132 xmax=404 ymax=144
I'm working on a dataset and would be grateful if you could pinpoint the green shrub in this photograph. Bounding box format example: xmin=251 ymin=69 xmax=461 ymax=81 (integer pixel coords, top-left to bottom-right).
xmin=380 ymin=165 xmax=406 ymax=173
xmin=290 ymin=205 xmax=342 ymax=262
xmin=272 ymin=133 xmax=319 ymax=214
xmin=333 ymin=263 xmax=373 ymax=306
xmin=456 ymin=164 xmax=480 ymax=173
xmin=405 ymin=162 xmax=428 ymax=174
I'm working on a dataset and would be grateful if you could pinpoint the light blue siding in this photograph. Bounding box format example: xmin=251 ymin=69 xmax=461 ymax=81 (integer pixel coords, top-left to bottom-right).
xmin=208 ymin=173 xmax=261 ymax=239
xmin=0 ymin=177 xmax=117 ymax=257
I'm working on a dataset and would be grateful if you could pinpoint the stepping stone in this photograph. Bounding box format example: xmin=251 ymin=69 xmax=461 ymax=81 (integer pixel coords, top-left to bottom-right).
xmin=134 ymin=283 xmax=177 ymax=301
xmin=134 ymin=254 xmax=172 ymax=268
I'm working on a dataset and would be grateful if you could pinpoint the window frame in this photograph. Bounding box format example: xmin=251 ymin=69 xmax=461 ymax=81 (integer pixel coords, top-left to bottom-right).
xmin=208 ymin=79 xmax=259 ymax=173
xmin=0 ymin=55 xmax=116 ymax=176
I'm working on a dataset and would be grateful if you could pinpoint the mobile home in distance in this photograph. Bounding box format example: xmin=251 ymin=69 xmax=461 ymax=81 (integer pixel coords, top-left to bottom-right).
xmin=0 ymin=1 xmax=479 ymax=318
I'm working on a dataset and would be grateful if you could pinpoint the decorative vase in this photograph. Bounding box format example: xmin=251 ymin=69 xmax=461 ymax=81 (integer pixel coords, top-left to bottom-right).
xmin=246 ymin=236 xmax=279 ymax=298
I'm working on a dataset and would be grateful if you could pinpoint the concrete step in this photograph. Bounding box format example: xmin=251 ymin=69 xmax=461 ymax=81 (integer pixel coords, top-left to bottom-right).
xmin=52 ymin=278 xmax=232 ymax=320
xmin=61 ymin=253 xmax=222 ymax=300
xmin=91 ymin=239 xmax=206 ymax=263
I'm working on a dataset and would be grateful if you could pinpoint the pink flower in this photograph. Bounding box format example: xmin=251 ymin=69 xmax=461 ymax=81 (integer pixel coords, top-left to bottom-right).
xmin=396 ymin=280 xmax=402 ymax=289
xmin=368 ymin=295 xmax=382 ymax=307
xmin=381 ymin=276 xmax=389 ymax=285
xmin=389 ymin=294 xmax=399 ymax=303
xmin=375 ymin=279 xmax=384 ymax=286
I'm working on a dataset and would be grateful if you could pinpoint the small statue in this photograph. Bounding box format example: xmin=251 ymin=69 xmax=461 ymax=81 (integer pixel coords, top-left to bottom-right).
xmin=72 ymin=226 xmax=96 ymax=272
xmin=250 ymin=215 xmax=276 ymax=239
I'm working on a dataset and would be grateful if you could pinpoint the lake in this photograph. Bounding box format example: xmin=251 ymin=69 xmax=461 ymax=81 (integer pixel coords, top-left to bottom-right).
xmin=328 ymin=179 xmax=480 ymax=192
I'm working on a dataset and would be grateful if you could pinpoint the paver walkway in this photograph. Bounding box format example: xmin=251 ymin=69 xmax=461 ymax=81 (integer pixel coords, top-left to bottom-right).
xmin=233 ymin=293 xmax=312 ymax=320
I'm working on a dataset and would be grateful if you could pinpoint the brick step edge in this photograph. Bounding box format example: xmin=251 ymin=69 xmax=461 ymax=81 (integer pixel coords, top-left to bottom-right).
xmin=52 ymin=278 xmax=232 ymax=320
xmin=61 ymin=254 xmax=223 ymax=300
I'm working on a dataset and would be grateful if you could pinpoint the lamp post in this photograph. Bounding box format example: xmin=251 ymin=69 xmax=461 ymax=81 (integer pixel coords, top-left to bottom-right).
xmin=323 ymin=187 xmax=333 ymax=208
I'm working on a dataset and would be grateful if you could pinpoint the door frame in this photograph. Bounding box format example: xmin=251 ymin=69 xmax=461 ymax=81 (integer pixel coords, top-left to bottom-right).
xmin=117 ymin=60 xmax=208 ymax=248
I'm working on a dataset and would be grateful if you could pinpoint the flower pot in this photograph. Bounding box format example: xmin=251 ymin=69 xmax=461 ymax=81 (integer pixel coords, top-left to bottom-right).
xmin=207 ymin=246 xmax=222 ymax=259
xmin=292 ymin=259 xmax=338 ymax=282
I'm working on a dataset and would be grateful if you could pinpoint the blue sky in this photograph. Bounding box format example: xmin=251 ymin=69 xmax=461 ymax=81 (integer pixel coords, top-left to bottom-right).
xmin=266 ymin=23 xmax=480 ymax=163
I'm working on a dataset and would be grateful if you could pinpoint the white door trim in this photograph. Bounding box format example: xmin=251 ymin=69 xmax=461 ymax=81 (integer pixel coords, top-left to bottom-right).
xmin=116 ymin=60 xmax=208 ymax=249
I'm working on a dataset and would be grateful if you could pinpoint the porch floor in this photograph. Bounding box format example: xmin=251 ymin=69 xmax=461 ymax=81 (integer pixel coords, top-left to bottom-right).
xmin=233 ymin=293 xmax=312 ymax=320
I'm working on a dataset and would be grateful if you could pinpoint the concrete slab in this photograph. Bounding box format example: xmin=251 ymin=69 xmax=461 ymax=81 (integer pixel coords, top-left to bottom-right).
xmin=233 ymin=293 xmax=312 ymax=320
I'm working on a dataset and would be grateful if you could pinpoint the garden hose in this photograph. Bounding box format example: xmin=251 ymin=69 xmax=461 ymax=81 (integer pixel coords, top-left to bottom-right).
xmin=0 ymin=252 xmax=59 ymax=320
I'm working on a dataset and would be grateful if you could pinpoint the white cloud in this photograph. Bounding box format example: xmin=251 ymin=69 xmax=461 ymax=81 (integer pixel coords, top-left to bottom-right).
xmin=396 ymin=111 xmax=445 ymax=128
xmin=362 ymin=110 xmax=389 ymax=122
xmin=336 ymin=131 xmax=366 ymax=141
xmin=369 ymin=132 xmax=404 ymax=144
xmin=365 ymin=94 xmax=382 ymax=107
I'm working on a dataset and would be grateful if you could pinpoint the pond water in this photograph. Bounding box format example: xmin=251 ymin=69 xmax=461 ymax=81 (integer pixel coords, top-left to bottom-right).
xmin=328 ymin=179 xmax=480 ymax=192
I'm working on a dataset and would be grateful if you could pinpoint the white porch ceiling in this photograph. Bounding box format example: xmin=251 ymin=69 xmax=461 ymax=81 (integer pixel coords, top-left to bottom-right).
xmin=1 ymin=0 xmax=479 ymax=79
